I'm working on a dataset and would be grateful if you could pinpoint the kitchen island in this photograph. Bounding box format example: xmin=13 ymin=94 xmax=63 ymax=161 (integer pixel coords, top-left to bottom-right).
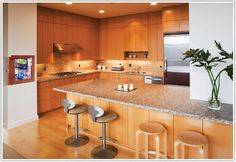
xmin=54 ymin=79 xmax=233 ymax=159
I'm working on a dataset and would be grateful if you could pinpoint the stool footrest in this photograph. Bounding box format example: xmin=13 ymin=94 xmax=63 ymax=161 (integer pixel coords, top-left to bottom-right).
xmin=98 ymin=136 xmax=117 ymax=143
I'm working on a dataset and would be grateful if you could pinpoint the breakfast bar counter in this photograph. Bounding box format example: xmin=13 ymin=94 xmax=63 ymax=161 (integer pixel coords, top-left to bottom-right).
xmin=54 ymin=79 xmax=232 ymax=125
xmin=54 ymin=79 xmax=233 ymax=159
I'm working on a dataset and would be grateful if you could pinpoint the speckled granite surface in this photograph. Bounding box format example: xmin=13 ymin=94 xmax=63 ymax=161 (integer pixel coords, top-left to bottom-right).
xmin=37 ymin=69 xmax=163 ymax=82
xmin=37 ymin=70 xmax=100 ymax=82
xmin=53 ymin=79 xmax=233 ymax=125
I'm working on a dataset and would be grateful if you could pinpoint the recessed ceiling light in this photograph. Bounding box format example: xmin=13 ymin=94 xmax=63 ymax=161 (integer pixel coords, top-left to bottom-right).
xmin=150 ymin=2 xmax=158 ymax=5
xmin=65 ymin=2 xmax=72 ymax=5
xmin=99 ymin=10 xmax=105 ymax=14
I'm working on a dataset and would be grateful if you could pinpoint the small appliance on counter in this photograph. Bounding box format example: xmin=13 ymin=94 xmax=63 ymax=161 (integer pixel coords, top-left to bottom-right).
xmin=111 ymin=66 xmax=124 ymax=71
xmin=144 ymin=76 xmax=163 ymax=84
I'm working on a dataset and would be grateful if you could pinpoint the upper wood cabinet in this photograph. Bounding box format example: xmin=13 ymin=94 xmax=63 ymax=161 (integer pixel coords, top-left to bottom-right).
xmin=37 ymin=6 xmax=53 ymax=23
xmin=37 ymin=21 xmax=54 ymax=64
xmin=78 ymin=27 xmax=99 ymax=60
xmin=124 ymin=13 xmax=148 ymax=51
xmin=37 ymin=7 xmax=99 ymax=63
xmin=148 ymin=11 xmax=164 ymax=62
xmin=162 ymin=4 xmax=189 ymax=33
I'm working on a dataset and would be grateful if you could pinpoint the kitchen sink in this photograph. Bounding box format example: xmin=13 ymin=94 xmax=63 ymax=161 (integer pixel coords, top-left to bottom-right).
xmin=49 ymin=71 xmax=83 ymax=77
xmin=125 ymin=71 xmax=146 ymax=75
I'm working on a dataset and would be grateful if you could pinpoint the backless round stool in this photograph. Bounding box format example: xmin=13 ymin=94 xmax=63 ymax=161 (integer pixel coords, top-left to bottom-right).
xmin=136 ymin=121 xmax=167 ymax=159
xmin=61 ymin=99 xmax=89 ymax=147
xmin=88 ymin=105 xmax=118 ymax=159
xmin=174 ymin=130 xmax=208 ymax=159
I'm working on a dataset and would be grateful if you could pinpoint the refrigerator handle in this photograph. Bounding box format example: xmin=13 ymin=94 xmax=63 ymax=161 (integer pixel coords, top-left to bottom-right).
xmin=164 ymin=58 xmax=167 ymax=72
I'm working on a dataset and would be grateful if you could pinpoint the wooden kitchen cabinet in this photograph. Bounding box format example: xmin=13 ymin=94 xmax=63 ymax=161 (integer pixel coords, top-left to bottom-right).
xmin=37 ymin=6 xmax=53 ymax=23
xmin=37 ymin=21 xmax=54 ymax=64
xmin=162 ymin=4 xmax=189 ymax=33
xmin=78 ymin=27 xmax=99 ymax=60
xmin=53 ymin=23 xmax=68 ymax=44
xmin=148 ymin=110 xmax=174 ymax=158
xmin=80 ymin=96 xmax=94 ymax=133
xmin=99 ymin=28 xmax=124 ymax=60
xmin=109 ymin=102 xmax=128 ymax=146
xmin=124 ymin=25 xmax=148 ymax=51
xmin=37 ymin=73 xmax=100 ymax=114
xmin=148 ymin=24 xmax=164 ymax=62
xmin=124 ymin=13 xmax=148 ymax=51
xmin=203 ymin=120 xmax=233 ymax=159
xmin=174 ymin=116 xmax=203 ymax=159
xmin=128 ymin=106 xmax=148 ymax=150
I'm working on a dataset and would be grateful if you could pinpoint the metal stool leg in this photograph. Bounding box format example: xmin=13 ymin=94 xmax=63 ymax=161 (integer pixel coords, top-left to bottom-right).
xmin=91 ymin=123 xmax=118 ymax=159
xmin=65 ymin=114 xmax=89 ymax=147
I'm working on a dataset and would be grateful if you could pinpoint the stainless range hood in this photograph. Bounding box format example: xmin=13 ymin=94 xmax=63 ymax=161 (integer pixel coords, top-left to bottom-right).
xmin=53 ymin=43 xmax=82 ymax=54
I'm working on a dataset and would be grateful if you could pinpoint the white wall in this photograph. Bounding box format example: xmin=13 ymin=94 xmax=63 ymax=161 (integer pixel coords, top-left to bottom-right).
xmin=189 ymin=3 xmax=233 ymax=104
xmin=3 ymin=3 xmax=38 ymax=129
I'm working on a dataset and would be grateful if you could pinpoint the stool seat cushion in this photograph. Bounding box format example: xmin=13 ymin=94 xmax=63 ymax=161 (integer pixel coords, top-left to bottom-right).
xmin=139 ymin=121 xmax=165 ymax=134
xmin=96 ymin=110 xmax=118 ymax=123
xmin=177 ymin=130 xmax=208 ymax=147
xmin=68 ymin=104 xmax=88 ymax=114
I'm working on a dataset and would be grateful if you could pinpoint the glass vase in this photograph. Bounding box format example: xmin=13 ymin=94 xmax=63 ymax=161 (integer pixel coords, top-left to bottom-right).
xmin=208 ymin=97 xmax=221 ymax=110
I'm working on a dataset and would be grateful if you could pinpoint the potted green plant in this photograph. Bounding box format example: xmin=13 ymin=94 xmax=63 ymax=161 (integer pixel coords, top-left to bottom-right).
xmin=183 ymin=41 xmax=233 ymax=110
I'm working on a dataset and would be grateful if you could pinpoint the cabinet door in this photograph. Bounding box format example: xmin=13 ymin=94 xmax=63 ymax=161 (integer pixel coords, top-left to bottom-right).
xmin=203 ymin=120 xmax=233 ymax=159
xmin=148 ymin=24 xmax=158 ymax=61
xmin=174 ymin=116 xmax=203 ymax=159
xmin=37 ymin=21 xmax=43 ymax=63
xmin=128 ymin=106 xmax=148 ymax=150
xmin=37 ymin=21 xmax=53 ymax=64
xmin=78 ymin=27 xmax=99 ymax=60
xmin=67 ymin=26 xmax=78 ymax=44
xmin=157 ymin=24 xmax=164 ymax=62
xmin=163 ymin=21 xmax=179 ymax=33
xmin=99 ymin=29 xmax=109 ymax=60
xmin=124 ymin=26 xmax=136 ymax=51
xmin=53 ymin=23 xmax=68 ymax=44
xmin=149 ymin=110 xmax=174 ymax=158
xmin=135 ymin=25 xmax=148 ymax=51
xmin=109 ymin=103 xmax=128 ymax=146
xmin=179 ymin=20 xmax=189 ymax=32
xmin=37 ymin=84 xmax=52 ymax=114
xmin=80 ymin=96 xmax=94 ymax=133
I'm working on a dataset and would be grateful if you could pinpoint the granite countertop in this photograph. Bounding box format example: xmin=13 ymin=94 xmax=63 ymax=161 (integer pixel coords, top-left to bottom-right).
xmin=53 ymin=79 xmax=233 ymax=125
xmin=37 ymin=69 xmax=163 ymax=82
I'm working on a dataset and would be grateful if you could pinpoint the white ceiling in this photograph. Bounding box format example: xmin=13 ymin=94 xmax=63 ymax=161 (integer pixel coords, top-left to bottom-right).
xmin=37 ymin=3 xmax=183 ymax=19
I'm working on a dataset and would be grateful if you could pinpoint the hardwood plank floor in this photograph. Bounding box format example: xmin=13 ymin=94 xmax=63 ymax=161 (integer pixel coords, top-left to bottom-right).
xmin=3 ymin=108 xmax=135 ymax=159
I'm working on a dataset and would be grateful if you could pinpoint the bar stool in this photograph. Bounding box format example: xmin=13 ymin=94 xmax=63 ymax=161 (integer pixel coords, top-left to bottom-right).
xmin=174 ymin=130 xmax=208 ymax=159
xmin=88 ymin=105 xmax=118 ymax=159
xmin=61 ymin=99 xmax=89 ymax=147
xmin=136 ymin=121 xmax=167 ymax=159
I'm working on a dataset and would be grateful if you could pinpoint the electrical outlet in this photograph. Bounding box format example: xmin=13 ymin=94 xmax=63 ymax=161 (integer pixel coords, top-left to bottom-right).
xmin=160 ymin=65 xmax=162 ymax=68
xmin=43 ymin=66 xmax=46 ymax=71
xmin=129 ymin=63 xmax=132 ymax=67
xmin=78 ymin=64 xmax=80 ymax=67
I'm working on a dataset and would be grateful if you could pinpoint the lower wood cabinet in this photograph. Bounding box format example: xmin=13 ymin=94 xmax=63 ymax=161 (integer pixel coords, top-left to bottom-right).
xmin=127 ymin=106 xmax=149 ymax=150
xmin=173 ymin=116 xmax=203 ymax=159
xmin=148 ymin=110 xmax=174 ymax=158
xmin=65 ymin=94 xmax=233 ymax=159
xmin=37 ymin=73 xmax=100 ymax=114
xmin=109 ymin=103 xmax=128 ymax=146
xmin=203 ymin=120 xmax=233 ymax=159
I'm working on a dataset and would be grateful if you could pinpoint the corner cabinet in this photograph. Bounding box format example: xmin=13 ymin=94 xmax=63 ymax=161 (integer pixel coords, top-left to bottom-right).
xmin=162 ymin=4 xmax=189 ymax=33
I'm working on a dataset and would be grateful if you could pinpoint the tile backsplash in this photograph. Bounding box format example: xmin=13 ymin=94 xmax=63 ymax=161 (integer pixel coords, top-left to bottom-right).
xmin=97 ymin=60 xmax=164 ymax=72
xmin=37 ymin=60 xmax=96 ymax=76
xmin=37 ymin=60 xmax=163 ymax=76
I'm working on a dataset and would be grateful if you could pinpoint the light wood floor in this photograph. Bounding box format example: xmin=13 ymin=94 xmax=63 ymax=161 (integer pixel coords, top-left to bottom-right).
xmin=3 ymin=108 xmax=135 ymax=159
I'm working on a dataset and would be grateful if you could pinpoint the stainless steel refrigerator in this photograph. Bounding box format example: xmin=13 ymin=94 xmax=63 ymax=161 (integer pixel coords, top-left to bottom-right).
xmin=164 ymin=33 xmax=190 ymax=86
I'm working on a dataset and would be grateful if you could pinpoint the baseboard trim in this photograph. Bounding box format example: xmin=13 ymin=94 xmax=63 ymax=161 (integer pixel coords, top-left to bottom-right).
xmin=4 ymin=115 xmax=38 ymax=130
